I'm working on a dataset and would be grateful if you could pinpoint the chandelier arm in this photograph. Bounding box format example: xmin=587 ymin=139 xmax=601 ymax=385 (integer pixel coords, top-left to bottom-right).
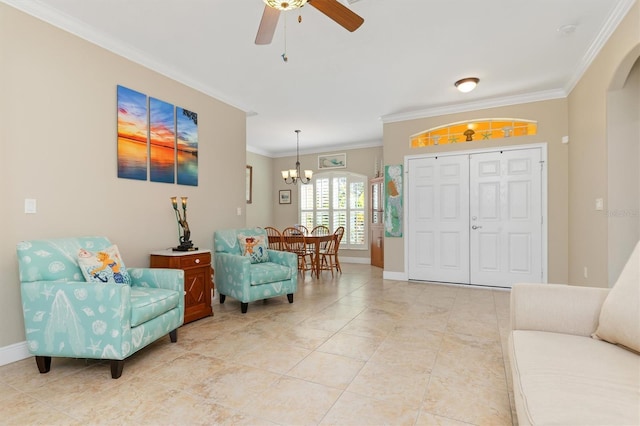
xmin=282 ymin=129 xmax=312 ymax=185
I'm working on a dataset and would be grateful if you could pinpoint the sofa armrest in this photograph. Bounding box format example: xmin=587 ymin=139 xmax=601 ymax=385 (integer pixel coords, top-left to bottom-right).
xmin=214 ymin=252 xmax=251 ymax=292
xmin=20 ymin=280 xmax=132 ymax=357
xmin=267 ymin=249 xmax=298 ymax=270
xmin=129 ymin=267 xmax=185 ymax=313
xmin=510 ymin=283 xmax=609 ymax=337
xmin=128 ymin=268 xmax=184 ymax=292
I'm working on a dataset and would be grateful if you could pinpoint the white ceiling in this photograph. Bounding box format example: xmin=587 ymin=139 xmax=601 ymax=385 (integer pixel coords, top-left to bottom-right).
xmin=3 ymin=0 xmax=635 ymax=157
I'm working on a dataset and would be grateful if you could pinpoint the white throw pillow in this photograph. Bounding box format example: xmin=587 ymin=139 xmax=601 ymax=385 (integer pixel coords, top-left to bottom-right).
xmin=593 ymin=241 xmax=640 ymax=353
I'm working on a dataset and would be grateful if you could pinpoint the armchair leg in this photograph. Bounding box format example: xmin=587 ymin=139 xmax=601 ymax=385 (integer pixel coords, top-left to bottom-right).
xmin=219 ymin=294 xmax=226 ymax=304
xmin=241 ymin=302 xmax=248 ymax=314
xmin=110 ymin=360 xmax=125 ymax=379
xmin=287 ymin=293 xmax=294 ymax=303
xmin=170 ymin=329 xmax=178 ymax=343
xmin=35 ymin=356 xmax=51 ymax=374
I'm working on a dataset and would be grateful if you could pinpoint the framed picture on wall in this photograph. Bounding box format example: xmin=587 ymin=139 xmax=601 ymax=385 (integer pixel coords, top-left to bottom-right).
xmin=318 ymin=153 xmax=346 ymax=169
xmin=246 ymin=165 xmax=252 ymax=204
xmin=279 ymin=189 xmax=291 ymax=204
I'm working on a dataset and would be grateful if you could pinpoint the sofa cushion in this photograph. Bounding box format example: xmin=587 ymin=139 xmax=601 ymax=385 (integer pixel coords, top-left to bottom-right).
xmin=593 ymin=240 xmax=640 ymax=353
xmin=130 ymin=287 xmax=181 ymax=327
xmin=238 ymin=234 xmax=270 ymax=264
xmin=249 ymin=262 xmax=292 ymax=286
xmin=511 ymin=330 xmax=640 ymax=426
xmin=77 ymin=245 xmax=131 ymax=284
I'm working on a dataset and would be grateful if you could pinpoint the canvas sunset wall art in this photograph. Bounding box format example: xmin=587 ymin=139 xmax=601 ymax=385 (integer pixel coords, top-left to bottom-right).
xmin=117 ymin=85 xmax=198 ymax=185
xmin=149 ymin=97 xmax=175 ymax=183
xmin=176 ymin=107 xmax=198 ymax=186
xmin=117 ymin=85 xmax=148 ymax=180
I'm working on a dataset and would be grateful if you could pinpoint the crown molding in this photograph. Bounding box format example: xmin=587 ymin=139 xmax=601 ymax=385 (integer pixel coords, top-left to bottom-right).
xmin=249 ymin=138 xmax=382 ymax=159
xmin=563 ymin=0 xmax=637 ymax=94
xmin=246 ymin=144 xmax=274 ymax=157
xmin=0 ymin=0 xmax=251 ymax=113
xmin=380 ymin=89 xmax=567 ymax=124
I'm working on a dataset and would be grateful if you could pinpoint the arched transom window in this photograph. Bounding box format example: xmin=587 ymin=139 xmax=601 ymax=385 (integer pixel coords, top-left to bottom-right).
xmin=411 ymin=118 xmax=538 ymax=148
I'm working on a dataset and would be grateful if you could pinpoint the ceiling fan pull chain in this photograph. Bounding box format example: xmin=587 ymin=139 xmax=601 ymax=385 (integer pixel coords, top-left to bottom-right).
xmin=282 ymin=12 xmax=288 ymax=62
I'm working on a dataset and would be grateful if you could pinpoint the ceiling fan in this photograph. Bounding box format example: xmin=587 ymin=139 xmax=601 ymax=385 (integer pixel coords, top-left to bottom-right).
xmin=255 ymin=0 xmax=364 ymax=45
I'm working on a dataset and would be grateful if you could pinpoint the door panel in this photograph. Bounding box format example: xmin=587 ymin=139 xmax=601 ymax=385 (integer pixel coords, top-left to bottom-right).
xmin=408 ymin=156 xmax=469 ymax=283
xmin=408 ymin=148 xmax=543 ymax=287
xmin=470 ymin=149 xmax=542 ymax=287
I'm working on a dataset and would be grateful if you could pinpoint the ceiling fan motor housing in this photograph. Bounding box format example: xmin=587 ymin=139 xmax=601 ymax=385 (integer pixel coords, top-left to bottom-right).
xmin=264 ymin=0 xmax=308 ymax=11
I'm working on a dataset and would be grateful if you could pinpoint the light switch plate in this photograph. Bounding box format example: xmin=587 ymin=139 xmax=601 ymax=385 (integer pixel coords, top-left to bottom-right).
xmin=595 ymin=198 xmax=604 ymax=211
xmin=25 ymin=198 xmax=37 ymax=214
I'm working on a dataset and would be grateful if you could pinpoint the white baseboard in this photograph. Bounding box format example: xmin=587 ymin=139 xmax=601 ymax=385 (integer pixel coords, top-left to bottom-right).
xmin=383 ymin=270 xmax=408 ymax=281
xmin=0 ymin=341 xmax=31 ymax=367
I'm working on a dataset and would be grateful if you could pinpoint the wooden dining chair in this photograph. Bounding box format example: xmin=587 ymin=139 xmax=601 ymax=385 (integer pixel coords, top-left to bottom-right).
xmin=282 ymin=227 xmax=313 ymax=275
xmin=311 ymin=225 xmax=331 ymax=256
xmin=264 ymin=226 xmax=283 ymax=251
xmin=307 ymin=225 xmax=331 ymax=269
xmin=319 ymin=226 xmax=345 ymax=276
xmin=311 ymin=225 xmax=330 ymax=239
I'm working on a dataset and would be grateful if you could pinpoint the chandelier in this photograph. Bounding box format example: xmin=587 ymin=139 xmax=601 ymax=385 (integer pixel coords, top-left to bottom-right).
xmin=281 ymin=130 xmax=312 ymax=184
xmin=263 ymin=0 xmax=307 ymax=11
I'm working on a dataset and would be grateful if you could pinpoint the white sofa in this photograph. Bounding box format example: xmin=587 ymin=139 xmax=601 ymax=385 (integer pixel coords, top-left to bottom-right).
xmin=509 ymin=244 xmax=640 ymax=425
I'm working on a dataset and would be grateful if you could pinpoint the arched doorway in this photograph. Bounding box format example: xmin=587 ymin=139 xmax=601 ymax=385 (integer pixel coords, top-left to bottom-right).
xmin=607 ymin=48 xmax=640 ymax=285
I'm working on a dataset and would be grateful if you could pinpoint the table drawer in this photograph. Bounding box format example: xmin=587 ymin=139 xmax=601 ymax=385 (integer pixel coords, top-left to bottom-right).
xmin=180 ymin=252 xmax=211 ymax=269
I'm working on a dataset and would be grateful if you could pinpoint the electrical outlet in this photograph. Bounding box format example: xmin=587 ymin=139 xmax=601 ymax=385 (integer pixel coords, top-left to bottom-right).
xmin=583 ymin=267 xmax=588 ymax=279
xmin=236 ymin=207 xmax=242 ymax=216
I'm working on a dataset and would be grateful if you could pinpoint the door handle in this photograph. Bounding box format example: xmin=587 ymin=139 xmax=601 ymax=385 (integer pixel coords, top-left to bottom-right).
xmin=472 ymin=225 xmax=483 ymax=230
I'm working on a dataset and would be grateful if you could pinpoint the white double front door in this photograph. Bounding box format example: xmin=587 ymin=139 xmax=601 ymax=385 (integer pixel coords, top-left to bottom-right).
xmin=407 ymin=147 xmax=544 ymax=287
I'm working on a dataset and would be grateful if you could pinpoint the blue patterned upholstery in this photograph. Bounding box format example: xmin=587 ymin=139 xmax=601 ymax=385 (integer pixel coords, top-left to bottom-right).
xmin=214 ymin=228 xmax=297 ymax=313
xmin=16 ymin=237 xmax=184 ymax=379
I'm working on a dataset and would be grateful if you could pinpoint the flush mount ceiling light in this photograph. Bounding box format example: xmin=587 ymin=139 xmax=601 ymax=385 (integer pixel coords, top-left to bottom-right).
xmin=455 ymin=77 xmax=480 ymax=93
xmin=263 ymin=0 xmax=307 ymax=11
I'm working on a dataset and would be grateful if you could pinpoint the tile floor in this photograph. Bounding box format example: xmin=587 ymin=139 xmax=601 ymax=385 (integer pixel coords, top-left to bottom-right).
xmin=0 ymin=264 xmax=517 ymax=425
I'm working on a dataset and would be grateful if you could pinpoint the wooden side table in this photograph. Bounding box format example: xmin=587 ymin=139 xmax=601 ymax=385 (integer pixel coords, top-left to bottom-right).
xmin=149 ymin=249 xmax=213 ymax=324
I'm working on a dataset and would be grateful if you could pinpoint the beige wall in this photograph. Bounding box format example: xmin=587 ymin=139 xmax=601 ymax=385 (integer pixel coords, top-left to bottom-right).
xmin=568 ymin=2 xmax=640 ymax=286
xmin=0 ymin=5 xmax=246 ymax=348
xmin=383 ymin=99 xmax=570 ymax=282
xmin=272 ymin=145 xmax=383 ymax=260
xmin=246 ymin=151 xmax=274 ymax=228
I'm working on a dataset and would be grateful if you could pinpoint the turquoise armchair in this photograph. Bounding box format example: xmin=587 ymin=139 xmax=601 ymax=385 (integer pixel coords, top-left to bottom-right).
xmin=214 ymin=228 xmax=297 ymax=313
xmin=16 ymin=237 xmax=184 ymax=379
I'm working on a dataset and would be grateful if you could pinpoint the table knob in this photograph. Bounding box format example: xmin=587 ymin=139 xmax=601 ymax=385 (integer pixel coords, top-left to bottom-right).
xmin=195 ymin=258 xmax=200 ymax=264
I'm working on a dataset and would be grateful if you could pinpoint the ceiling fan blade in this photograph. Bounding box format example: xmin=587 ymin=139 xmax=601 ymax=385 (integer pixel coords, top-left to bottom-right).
xmin=255 ymin=6 xmax=280 ymax=45
xmin=309 ymin=0 xmax=364 ymax=32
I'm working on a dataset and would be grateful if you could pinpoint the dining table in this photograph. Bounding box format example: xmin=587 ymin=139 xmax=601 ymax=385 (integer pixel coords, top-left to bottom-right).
xmin=281 ymin=232 xmax=334 ymax=278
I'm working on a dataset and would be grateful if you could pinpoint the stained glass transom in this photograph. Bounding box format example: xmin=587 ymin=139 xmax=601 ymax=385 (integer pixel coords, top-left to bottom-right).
xmin=410 ymin=118 xmax=538 ymax=148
